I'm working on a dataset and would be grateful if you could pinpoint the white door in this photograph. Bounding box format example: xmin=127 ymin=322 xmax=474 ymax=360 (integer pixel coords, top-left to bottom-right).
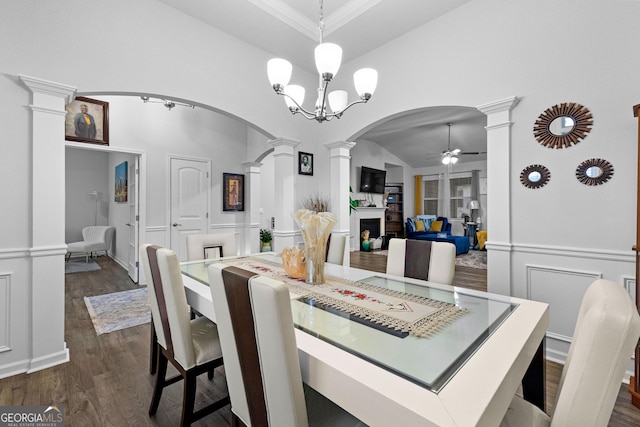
xmin=170 ymin=157 xmax=209 ymax=260
xmin=127 ymin=158 xmax=140 ymax=282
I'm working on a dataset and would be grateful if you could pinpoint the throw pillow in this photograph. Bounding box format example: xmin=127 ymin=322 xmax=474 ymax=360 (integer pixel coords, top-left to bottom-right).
xmin=414 ymin=219 xmax=426 ymax=231
xmin=406 ymin=218 xmax=415 ymax=233
xmin=430 ymin=220 xmax=443 ymax=232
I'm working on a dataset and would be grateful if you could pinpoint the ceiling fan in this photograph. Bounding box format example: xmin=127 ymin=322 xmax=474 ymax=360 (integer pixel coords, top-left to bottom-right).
xmin=427 ymin=123 xmax=486 ymax=165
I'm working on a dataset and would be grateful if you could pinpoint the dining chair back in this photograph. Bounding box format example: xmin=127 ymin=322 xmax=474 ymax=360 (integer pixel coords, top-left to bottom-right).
xmin=386 ymin=238 xmax=456 ymax=285
xmin=208 ymin=263 xmax=365 ymax=427
xmin=501 ymin=279 xmax=640 ymax=427
xmin=140 ymin=244 xmax=229 ymax=426
xmin=326 ymin=233 xmax=347 ymax=265
xmin=186 ymin=233 xmax=237 ymax=261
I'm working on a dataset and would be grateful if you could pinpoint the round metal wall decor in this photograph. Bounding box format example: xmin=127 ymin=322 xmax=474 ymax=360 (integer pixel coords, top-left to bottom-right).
xmin=520 ymin=164 xmax=551 ymax=189
xmin=533 ymin=102 xmax=593 ymax=149
xmin=575 ymin=158 xmax=613 ymax=186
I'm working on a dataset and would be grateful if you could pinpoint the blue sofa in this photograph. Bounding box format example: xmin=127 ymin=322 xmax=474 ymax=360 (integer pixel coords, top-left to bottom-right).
xmin=406 ymin=216 xmax=470 ymax=255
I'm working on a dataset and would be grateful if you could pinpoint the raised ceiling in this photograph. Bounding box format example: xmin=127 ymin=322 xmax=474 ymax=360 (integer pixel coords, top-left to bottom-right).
xmin=156 ymin=0 xmax=484 ymax=168
xmin=157 ymin=0 xmax=472 ymax=72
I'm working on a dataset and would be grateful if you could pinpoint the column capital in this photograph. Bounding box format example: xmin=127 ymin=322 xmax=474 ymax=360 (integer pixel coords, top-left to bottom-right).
xmin=268 ymin=137 xmax=301 ymax=149
xmin=476 ymin=96 xmax=519 ymax=116
xmin=242 ymin=161 xmax=262 ymax=173
xmin=20 ymin=75 xmax=76 ymax=101
xmin=323 ymin=140 xmax=356 ymax=151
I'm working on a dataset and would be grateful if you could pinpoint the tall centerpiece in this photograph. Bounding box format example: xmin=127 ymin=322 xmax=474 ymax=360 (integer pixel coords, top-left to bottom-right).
xmin=293 ymin=195 xmax=337 ymax=285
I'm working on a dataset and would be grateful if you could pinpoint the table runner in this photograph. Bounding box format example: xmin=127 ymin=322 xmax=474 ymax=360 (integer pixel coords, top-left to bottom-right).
xmin=219 ymin=257 xmax=467 ymax=337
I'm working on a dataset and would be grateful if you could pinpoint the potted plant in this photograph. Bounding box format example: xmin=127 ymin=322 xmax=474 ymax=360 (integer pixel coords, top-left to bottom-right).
xmin=260 ymin=228 xmax=272 ymax=252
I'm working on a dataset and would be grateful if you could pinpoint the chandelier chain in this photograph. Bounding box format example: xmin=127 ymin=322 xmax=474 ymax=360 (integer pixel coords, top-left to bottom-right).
xmin=318 ymin=0 xmax=325 ymax=43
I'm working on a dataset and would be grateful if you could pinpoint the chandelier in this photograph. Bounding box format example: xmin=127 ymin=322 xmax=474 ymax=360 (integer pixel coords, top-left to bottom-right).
xmin=266 ymin=0 xmax=378 ymax=123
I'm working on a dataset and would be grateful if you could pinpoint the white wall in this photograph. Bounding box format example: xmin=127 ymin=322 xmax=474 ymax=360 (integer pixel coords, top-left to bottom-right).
xmin=65 ymin=149 xmax=109 ymax=242
xmin=342 ymin=0 xmax=639 ymax=368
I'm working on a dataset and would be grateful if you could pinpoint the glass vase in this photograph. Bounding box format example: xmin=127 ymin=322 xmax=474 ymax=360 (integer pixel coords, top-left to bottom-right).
xmin=293 ymin=209 xmax=337 ymax=285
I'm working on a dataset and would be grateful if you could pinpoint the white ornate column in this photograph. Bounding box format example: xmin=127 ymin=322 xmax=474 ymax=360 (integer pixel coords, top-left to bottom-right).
xmin=324 ymin=140 xmax=355 ymax=266
xmin=242 ymin=161 xmax=262 ymax=254
xmin=20 ymin=75 xmax=75 ymax=372
xmin=477 ymin=96 xmax=519 ymax=296
xmin=268 ymin=137 xmax=300 ymax=251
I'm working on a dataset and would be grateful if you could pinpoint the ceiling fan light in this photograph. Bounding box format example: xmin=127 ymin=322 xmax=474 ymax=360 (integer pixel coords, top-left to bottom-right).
xmin=442 ymin=156 xmax=451 ymax=165
xmin=451 ymin=156 xmax=459 ymax=164
xmin=328 ymin=90 xmax=348 ymax=113
xmin=284 ymin=85 xmax=305 ymax=109
xmin=354 ymin=68 xmax=378 ymax=98
xmin=452 ymin=148 xmax=461 ymax=155
xmin=315 ymin=43 xmax=342 ymax=78
xmin=267 ymin=58 xmax=292 ymax=87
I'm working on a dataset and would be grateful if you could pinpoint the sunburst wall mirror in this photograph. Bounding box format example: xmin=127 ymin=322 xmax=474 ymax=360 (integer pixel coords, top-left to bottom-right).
xmin=520 ymin=164 xmax=551 ymax=189
xmin=575 ymin=158 xmax=613 ymax=186
xmin=533 ymin=102 xmax=593 ymax=149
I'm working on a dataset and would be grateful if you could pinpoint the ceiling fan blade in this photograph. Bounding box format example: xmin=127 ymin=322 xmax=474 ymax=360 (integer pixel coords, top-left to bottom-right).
xmin=459 ymin=151 xmax=487 ymax=155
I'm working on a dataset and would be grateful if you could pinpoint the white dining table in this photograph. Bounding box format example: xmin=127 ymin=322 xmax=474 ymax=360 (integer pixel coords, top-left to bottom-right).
xmin=180 ymin=254 xmax=549 ymax=427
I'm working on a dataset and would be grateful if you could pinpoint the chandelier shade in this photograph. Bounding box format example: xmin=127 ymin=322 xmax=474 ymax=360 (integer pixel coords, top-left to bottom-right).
xmin=328 ymin=90 xmax=348 ymax=113
xmin=266 ymin=0 xmax=377 ymax=123
xmin=267 ymin=58 xmax=292 ymax=87
xmin=284 ymin=85 xmax=305 ymax=110
xmin=315 ymin=43 xmax=342 ymax=77
xmin=354 ymin=68 xmax=378 ymax=98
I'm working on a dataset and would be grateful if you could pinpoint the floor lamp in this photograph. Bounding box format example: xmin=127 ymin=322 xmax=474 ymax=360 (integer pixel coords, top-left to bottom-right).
xmin=89 ymin=191 xmax=98 ymax=226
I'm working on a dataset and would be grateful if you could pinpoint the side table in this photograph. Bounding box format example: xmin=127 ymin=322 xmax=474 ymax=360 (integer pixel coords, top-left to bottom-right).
xmin=466 ymin=222 xmax=478 ymax=249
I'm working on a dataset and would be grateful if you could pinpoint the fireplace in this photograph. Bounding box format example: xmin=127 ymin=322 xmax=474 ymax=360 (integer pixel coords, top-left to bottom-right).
xmin=353 ymin=207 xmax=387 ymax=251
xmin=360 ymin=218 xmax=381 ymax=251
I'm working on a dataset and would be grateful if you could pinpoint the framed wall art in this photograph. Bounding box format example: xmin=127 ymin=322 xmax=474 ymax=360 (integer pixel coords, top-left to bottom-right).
xmin=223 ymin=173 xmax=244 ymax=211
xmin=114 ymin=161 xmax=128 ymax=203
xmin=298 ymin=152 xmax=313 ymax=176
xmin=65 ymin=96 xmax=109 ymax=145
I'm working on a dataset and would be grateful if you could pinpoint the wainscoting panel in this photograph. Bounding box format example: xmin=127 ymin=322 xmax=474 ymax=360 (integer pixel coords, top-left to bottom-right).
xmin=526 ymin=264 xmax=602 ymax=341
xmin=144 ymin=226 xmax=168 ymax=247
xmin=0 ymin=274 xmax=9 ymax=353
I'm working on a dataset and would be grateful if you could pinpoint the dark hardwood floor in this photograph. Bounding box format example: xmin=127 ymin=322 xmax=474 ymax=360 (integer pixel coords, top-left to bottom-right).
xmin=0 ymin=252 xmax=638 ymax=426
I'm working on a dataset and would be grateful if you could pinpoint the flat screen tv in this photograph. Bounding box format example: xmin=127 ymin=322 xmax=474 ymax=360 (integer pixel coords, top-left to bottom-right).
xmin=359 ymin=166 xmax=386 ymax=194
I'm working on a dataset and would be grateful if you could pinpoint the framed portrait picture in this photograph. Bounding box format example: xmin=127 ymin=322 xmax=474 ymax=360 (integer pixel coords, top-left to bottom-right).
xmin=223 ymin=173 xmax=244 ymax=212
xmin=65 ymin=96 xmax=109 ymax=145
xmin=299 ymin=151 xmax=313 ymax=176
xmin=114 ymin=161 xmax=128 ymax=203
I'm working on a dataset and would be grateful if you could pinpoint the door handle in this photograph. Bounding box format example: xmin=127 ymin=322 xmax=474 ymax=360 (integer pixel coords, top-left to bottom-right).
xmin=172 ymin=223 xmax=182 ymax=227
xmin=125 ymin=223 xmax=132 ymax=227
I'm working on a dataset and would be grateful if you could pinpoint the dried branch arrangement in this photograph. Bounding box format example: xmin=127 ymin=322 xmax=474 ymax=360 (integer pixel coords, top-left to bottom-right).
xmin=300 ymin=193 xmax=331 ymax=213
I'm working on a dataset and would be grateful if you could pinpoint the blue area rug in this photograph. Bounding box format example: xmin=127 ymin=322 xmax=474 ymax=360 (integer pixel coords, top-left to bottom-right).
xmin=65 ymin=258 xmax=101 ymax=274
xmin=84 ymin=288 xmax=151 ymax=335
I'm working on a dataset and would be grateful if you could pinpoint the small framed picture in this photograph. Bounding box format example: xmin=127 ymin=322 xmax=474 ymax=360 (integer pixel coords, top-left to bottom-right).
xmin=298 ymin=152 xmax=313 ymax=176
xmin=114 ymin=161 xmax=128 ymax=203
xmin=223 ymin=173 xmax=244 ymax=212
xmin=65 ymin=96 xmax=109 ymax=145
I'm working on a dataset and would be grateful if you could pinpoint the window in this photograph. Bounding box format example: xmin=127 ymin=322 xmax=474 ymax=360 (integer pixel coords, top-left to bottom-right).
xmin=423 ymin=179 xmax=439 ymax=215
xmin=450 ymin=176 xmax=471 ymax=218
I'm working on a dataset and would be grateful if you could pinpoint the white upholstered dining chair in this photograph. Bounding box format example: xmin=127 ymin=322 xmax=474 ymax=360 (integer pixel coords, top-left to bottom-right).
xmin=140 ymin=244 xmax=229 ymax=427
xmin=207 ymin=263 xmax=366 ymax=427
xmin=326 ymin=233 xmax=347 ymax=265
xmin=500 ymin=279 xmax=640 ymax=427
xmin=386 ymin=238 xmax=456 ymax=285
xmin=186 ymin=233 xmax=236 ymax=261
